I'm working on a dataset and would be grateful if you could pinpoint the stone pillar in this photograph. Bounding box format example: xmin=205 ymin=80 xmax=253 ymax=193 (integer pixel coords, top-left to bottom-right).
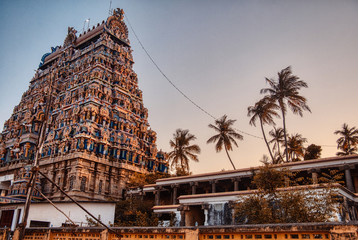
xmin=228 ymin=201 xmax=236 ymax=225
xmin=190 ymin=182 xmax=197 ymax=195
xmin=210 ymin=180 xmax=217 ymax=193
xmin=201 ymin=203 xmax=209 ymax=226
xmin=232 ymin=177 xmax=240 ymax=191
xmin=155 ymin=187 xmax=161 ymax=206
xmin=353 ymin=176 xmax=358 ymax=193
xmin=312 ymin=171 xmax=318 ymax=184
xmin=180 ymin=210 xmax=185 ymax=226
xmin=234 ymin=180 xmax=239 ymax=191
xmin=344 ymin=166 xmax=354 ymax=192
xmin=171 ymin=184 xmax=178 ymax=204
xmin=178 ymin=205 xmax=189 ymax=226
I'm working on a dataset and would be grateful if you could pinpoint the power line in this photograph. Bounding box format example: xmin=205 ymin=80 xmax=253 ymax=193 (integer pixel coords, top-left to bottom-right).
xmin=123 ymin=13 xmax=340 ymax=147
xmin=124 ymin=13 xmax=265 ymax=140
xmin=124 ymin=14 xmax=217 ymax=120
xmin=235 ymin=128 xmax=263 ymax=139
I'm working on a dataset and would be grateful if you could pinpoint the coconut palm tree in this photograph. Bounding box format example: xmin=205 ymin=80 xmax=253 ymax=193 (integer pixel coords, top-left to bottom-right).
xmin=247 ymin=97 xmax=280 ymax=162
xmin=168 ymin=129 xmax=201 ymax=173
xmin=334 ymin=123 xmax=358 ymax=156
xmin=286 ymin=133 xmax=307 ymax=161
xmin=207 ymin=115 xmax=243 ymax=170
xmin=261 ymin=66 xmax=311 ymax=162
xmin=269 ymin=127 xmax=285 ymax=164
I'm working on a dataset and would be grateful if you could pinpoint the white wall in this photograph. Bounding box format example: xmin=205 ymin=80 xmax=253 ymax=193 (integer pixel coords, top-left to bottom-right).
xmin=27 ymin=202 xmax=115 ymax=227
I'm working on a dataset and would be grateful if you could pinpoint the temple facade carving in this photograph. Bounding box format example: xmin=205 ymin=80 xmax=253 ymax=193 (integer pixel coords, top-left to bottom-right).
xmin=0 ymin=9 xmax=168 ymax=202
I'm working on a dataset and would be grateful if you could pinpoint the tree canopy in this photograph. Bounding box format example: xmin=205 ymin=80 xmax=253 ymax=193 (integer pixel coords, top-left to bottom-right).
xmin=260 ymin=66 xmax=311 ymax=162
xmin=235 ymin=165 xmax=339 ymax=224
xmin=248 ymin=97 xmax=280 ymax=162
xmin=168 ymin=129 xmax=200 ymax=174
xmin=334 ymin=123 xmax=358 ymax=156
xmin=207 ymin=115 xmax=243 ymax=169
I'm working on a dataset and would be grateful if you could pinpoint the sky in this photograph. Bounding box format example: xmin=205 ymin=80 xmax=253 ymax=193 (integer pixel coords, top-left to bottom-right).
xmin=0 ymin=1 xmax=357 ymax=174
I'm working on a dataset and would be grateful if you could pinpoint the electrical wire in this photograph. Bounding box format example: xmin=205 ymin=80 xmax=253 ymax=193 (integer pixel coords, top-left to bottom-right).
xmin=124 ymin=13 xmax=265 ymax=140
xmin=124 ymin=13 xmax=217 ymax=120
xmin=123 ymin=13 xmax=340 ymax=148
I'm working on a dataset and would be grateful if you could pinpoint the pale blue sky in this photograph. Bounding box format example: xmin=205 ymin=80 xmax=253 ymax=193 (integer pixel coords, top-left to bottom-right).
xmin=0 ymin=1 xmax=357 ymax=173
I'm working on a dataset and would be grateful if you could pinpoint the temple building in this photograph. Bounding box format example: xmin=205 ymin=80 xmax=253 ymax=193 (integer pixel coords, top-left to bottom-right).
xmin=127 ymin=155 xmax=358 ymax=226
xmin=0 ymin=8 xmax=168 ymax=209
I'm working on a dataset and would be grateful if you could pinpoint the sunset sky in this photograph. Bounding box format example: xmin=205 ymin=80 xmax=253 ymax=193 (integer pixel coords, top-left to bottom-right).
xmin=0 ymin=1 xmax=357 ymax=174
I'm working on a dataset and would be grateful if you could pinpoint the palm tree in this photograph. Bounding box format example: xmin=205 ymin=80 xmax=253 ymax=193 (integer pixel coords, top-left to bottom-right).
xmin=207 ymin=115 xmax=243 ymax=170
xmin=168 ymin=129 xmax=201 ymax=173
xmin=334 ymin=123 xmax=358 ymax=156
xmin=269 ymin=127 xmax=285 ymax=164
xmin=261 ymin=66 xmax=311 ymax=162
xmin=286 ymin=133 xmax=307 ymax=161
xmin=247 ymin=97 xmax=280 ymax=162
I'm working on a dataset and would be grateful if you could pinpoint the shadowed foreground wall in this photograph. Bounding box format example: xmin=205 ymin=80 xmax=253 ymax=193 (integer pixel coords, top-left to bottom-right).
xmin=1 ymin=222 xmax=358 ymax=240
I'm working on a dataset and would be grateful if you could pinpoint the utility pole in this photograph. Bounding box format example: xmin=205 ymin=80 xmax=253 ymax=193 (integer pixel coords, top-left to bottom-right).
xmin=13 ymin=67 xmax=56 ymax=240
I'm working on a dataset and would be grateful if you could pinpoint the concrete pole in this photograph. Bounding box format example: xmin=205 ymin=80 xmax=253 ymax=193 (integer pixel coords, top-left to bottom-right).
xmin=155 ymin=188 xmax=160 ymax=206
xmin=345 ymin=168 xmax=354 ymax=192
xmin=172 ymin=185 xmax=178 ymax=205
xmin=234 ymin=180 xmax=239 ymax=191
xmin=190 ymin=182 xmax=196 ymax=195
xmin=211 ymin=180 xmax=216 ymax=193
xmin=312 ymin=172 xmax=318 ymax=184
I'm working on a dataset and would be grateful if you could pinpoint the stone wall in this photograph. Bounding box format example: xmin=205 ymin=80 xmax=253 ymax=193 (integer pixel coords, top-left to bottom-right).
xmin=3 ymin=223 xmax=358 ymax=240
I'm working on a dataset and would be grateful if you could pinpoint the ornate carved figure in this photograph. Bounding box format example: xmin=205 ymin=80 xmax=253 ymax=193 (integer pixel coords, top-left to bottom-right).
xmin=63 ymin=27 xmax=77 ymax=47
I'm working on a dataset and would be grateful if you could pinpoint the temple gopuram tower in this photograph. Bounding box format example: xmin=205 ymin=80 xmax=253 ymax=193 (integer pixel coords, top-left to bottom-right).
xmin=0 ymin=9 xmax=168 ymax=201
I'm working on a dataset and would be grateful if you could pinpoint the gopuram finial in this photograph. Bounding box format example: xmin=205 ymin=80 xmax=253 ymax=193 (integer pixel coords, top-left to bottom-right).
xmin=113 ymin=8 xmax=124 ymax=21
xmin=63 ymin=27 xmax=77 ymax=47
xmin=106 ymin=8 xmax=128 ymax=40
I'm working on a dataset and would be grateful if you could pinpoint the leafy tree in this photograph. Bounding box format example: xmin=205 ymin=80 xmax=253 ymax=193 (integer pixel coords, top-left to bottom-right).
xmin=127 ymin=173 xmax=147 ymax=188
xmin=334 ymin=123 xmax=358 ymax=156
xmin=114 ymin=198 xmax=158 ymax=226
xmin=269 ymin=127 xmax=285 ymax=164
xmin=235 ymin=164 xmax=339 ymax=224
xmin=252 ymin=164 xmax=286 ymax=194
xmin=248 ymin=97 xmax=280 ymax=162
xmin=207 ymin=115 xmax=243 ymax=170
xmin=304 ymin=144 xmax=322 ymax=160
xmin=286 ymin=133 xmax=307 ymax=161
xmin=261 ymin=66 xmax=311 ymax=162
xmin=168 ymin=129 xmax=200 ymax=173
xmin=235 ymin=194 xmax=273 ymax=224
